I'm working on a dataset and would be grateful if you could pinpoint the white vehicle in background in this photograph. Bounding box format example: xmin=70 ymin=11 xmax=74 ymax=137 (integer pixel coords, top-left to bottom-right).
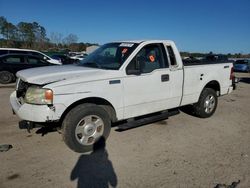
xmin=10 ymin=40 xmax=235 ymax=153
xmin=69 ymin=52 xmax=88 ymax=61
xmin=0 ymin=48 xmax=61 ymax=65
xmin=70 ymin=54 xmax=88 ymax=61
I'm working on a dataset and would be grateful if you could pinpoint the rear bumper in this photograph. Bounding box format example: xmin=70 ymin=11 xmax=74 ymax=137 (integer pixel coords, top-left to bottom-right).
xmin=10 ymin=91 xmax=65 ymax=122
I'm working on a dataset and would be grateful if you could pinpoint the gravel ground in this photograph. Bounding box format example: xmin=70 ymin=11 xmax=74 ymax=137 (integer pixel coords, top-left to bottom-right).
xmin=0 ymin=73 xmax=249 ymax=188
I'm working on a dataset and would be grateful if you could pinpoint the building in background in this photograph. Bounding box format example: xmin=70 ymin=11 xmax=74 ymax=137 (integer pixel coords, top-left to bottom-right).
xmin=86 ymin=45 xmax=99 ymax=54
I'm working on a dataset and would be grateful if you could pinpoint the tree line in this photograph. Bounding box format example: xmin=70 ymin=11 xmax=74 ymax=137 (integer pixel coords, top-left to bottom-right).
xmin=0 ymin=16 xmax=97 ymax=52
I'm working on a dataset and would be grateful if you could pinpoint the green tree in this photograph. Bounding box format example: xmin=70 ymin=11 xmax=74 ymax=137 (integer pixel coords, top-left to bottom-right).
xmin=0 ymin=16 xmax=19 ymax=46
xmin=0 ymin=17 xmax=99 ymax=51
xmin=0 ymin=16 xmax=8 ymax=38
xmin=17 ymin=22 xmax=36 ymax=48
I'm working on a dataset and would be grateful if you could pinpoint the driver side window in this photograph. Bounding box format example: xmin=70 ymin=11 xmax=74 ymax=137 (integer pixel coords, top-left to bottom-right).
xmin=126 ymin=44 xmax=167 ymax=74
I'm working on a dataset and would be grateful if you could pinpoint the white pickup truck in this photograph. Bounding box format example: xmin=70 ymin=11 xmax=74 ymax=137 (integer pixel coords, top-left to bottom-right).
xmin=10 ymin=40 xmax=235 ymax=152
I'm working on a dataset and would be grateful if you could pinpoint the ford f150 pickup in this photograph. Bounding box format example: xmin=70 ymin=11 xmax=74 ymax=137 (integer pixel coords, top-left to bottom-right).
xmin=10 ymin=40 xmax=235 ymax=152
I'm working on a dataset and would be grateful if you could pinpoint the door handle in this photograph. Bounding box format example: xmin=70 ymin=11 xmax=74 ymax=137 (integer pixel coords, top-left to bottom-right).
xmin=161 ymin=74 xmax=169 ymax=82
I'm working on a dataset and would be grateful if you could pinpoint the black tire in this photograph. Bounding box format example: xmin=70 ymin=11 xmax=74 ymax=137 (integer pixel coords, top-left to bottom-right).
xmin=0 ymin=71 xmax=14 ymax=84
xmin=193 ymin=88 xmax=218 ymax=118
xmin=62 ymin=103 xmax=111 ymax=153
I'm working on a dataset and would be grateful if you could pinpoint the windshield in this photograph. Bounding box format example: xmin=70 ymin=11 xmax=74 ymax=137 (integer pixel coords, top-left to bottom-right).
xmin=78 ymin=42 xmax=139 ymax=70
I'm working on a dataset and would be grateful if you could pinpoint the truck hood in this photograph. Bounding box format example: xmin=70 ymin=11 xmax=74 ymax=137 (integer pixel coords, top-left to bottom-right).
xmin=16 ymin=65 xmax=113 ymax=85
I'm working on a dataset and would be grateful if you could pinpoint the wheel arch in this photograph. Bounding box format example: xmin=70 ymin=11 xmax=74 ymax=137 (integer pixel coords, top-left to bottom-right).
xmin=202 ymin=80 xmax=221 ymax=96
xmin=60 ymin=97 xmax=117 ymax=123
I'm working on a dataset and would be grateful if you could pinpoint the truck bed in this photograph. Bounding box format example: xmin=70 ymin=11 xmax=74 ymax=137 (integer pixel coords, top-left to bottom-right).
xmin=183 ymin=59 xmax=232 ymax=66
xmin=181 ymin=61 xmax=233 ymax=106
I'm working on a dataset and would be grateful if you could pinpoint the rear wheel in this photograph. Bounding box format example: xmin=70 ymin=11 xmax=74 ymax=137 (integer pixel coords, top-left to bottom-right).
xmin=62 ymin=103 xmax=111 ymax=153
xmin=0 ymin=71 xmax=14 ymax=84
xmin=194 ymin=88 xmax=218 ymax=118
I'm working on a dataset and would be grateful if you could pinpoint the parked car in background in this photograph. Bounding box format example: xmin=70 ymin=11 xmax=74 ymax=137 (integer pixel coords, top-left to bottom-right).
xmin=68 ymin=52 xmax=87 ymax=56
xmin=0 ymin=54 xmax=54 ymax=84
xmin=51 ymin=54 xmax=79 ymax=64
xmin=0 ymin=48 xmax=61 ymax=65
xmin=182 ymin=55 xmax=231 ymax=66
xmin=70 ymin=54 xmax=88 ymax=61
xmin=203 ymin=54 xmax=229 ymax=62
xmin=182 ymin=56 xmax=201 ymax=65
xmin=233 ymin=59 xmax=250 ymax=73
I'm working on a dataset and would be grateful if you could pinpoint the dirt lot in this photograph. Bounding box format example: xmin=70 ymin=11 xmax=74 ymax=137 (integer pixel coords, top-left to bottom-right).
xmin=0 ymin=73 xmax=250 ymax=188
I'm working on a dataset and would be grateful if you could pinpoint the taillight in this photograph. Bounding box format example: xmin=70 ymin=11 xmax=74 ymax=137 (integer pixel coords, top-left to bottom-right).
xmin=230 ymin=67 xmax=234 ymax=80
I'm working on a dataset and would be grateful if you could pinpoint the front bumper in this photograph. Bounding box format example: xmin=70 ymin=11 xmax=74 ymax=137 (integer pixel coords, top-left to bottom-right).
xmin=10 ymin=91 xmax=65 ymax=122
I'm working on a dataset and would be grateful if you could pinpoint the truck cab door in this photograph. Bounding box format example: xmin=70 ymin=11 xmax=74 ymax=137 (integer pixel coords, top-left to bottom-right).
xmin=123 ymin=43 xmax=182 ymax=119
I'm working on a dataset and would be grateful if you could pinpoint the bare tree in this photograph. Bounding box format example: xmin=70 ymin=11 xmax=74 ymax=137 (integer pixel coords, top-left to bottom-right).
xmin=63 ymin=33 xmax=78 ymax=45
xmin=50 ymin=32 xmax=63 ymax=45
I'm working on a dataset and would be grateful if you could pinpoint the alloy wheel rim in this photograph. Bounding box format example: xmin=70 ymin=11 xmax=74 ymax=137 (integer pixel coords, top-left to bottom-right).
xmin=204 ymin=95 xmax=215 ymax=114
xmin=75 ymin=115 xmax=104 ymax=146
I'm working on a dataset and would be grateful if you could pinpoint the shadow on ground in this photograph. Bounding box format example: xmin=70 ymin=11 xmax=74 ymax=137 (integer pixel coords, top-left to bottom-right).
xmin=179 ymin=105 xmax=197 ymax=117
xmin=18 ymin=121 xmax=61 ymax=136
xmin=70 ymin=138 xmax=117 ymax=188
xmin=35 ymin=124 xmax=60 ymax=136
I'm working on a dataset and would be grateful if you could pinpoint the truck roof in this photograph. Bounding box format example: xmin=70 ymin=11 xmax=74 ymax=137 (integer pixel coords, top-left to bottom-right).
xmin=114 ymin=40 xmax=174 ymax=44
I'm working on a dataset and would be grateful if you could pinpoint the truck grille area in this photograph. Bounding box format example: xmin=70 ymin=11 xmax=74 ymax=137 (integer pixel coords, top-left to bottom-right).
xmin=16 ymin=79 xmax=30 ymax=99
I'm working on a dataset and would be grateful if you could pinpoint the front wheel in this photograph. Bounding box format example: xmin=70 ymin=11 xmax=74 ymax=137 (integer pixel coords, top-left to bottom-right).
xmin=193 ymin=88 xmax=218 ymax=118
xmin=62 ymin=103 xmax=111 ymax=153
